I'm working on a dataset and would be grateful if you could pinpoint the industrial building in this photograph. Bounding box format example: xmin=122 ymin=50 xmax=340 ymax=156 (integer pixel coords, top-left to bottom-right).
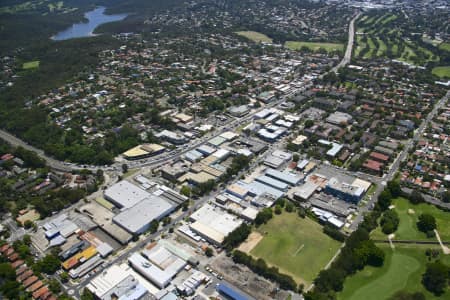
xmin=325 ymin=177 xmax=365 ymax=203
xmin=87 ymin=265 xmax=149 ymax=300
xmin=237 ymin=180 xmax=284 ymax=200
xmin=104 ymin=181 xmax=150 ymax=209
xmin=128 ymin=243 xmax=187 ymax=289
xmin=113 ymin=195 xmax=175 ymax=235
xmin=265 ymin=168 xmax=302 ymax=186
xmin=189 ymin=204 xmax=243 ymax=245
xmin=255 ymin=175 xmax=289 ymax=191
xmin=293 ymin=181 xmax=320 ymax=201
xmin=216 ymin=283 xmax=252 ymax=300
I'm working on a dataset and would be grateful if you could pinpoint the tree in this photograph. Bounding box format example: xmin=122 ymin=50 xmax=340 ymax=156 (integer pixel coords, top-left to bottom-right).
xmin=304 ymin=119 xmax=314 ymax=128
xmin=293 ymin=153 xmax=300 ymax=162
xmin=255 ymin=208 xmax=273 ymax=226
xmin=81 ymin=289 xmax=95 ymax=300
xmin=24 ymin=220 xmax=34 ymax=229
xmin=161 ymin=217 xmax=170 ymax=226
xmin=378 ymin=189 xmax=393 ymax=211
xmin=149 ymin=220 xmax=159 ymax=234
xmin=422 ymin=261 xmax=448 ymax=295
xmin=409 ymin=189 xmax=424 ymax=204
xmin=380 ymin=210 xmax=400 ymax=234
xmin=180 ymin=185 xmax=191 ymax=198
xmin=34 ymin=254 xmax=61 ymax=274
xmin=274 ymin=205 xmax=282 ymax=215
xmin=0 ymin=263 xmax=15 ymax=280
xmin=440 ymin=191 xmax=450 ymax=203
xmin=60 ymin=271 xmax=69 ymax=283
xmin=285 ymin=202 xmax=294 ymax=213
xmin=314 ymin=268 xmax=346 ymax=292
xmin=417 ymin=214 xmax=436 ymax=233
xmin=48 ymin=278 xmax=61 ymax=294
xmin=223 ymin=223 xmax=251 ymax=251
xmin=121 ymin=163 xmax=128 ymax=174
xmin=205 ymin=247 xmax=213 ymax=257
xmin=387 ymin=180 xmax=402 ymax=198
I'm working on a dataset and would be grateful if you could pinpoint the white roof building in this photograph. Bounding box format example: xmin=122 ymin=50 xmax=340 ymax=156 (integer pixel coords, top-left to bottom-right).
xmin=189 ymin=204 xmax=243 ymax=245
xmin=104 ymin=181 xmax=150 ymax=209
xmin=113 ymin=196 xmax=175 ymax=234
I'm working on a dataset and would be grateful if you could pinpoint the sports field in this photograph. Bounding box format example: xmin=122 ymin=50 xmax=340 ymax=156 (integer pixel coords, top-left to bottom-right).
xmin=235 ymin=31 xmax=273 ymax=43
xmin=338 ymin=244 xmax=450 ymax=300
xmin=284 ymin=41 xmax=344 ymax=52
xmin=22 ymin=60 xmax=40 ymax=69
xmin=432 ymin=66 xmax=450 ymax=78
xmin=249 ymin=213 xmax=341 ymax=285
xmin=371 ymin=197 xmax=450 ymax=241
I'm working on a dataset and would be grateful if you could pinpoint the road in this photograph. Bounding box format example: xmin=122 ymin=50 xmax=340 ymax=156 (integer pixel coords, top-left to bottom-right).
xmin=0 ymin=129 xmax=76 ymax=172
xmin=331 ymin=12 xmax=361 ymax=73
xmin=0 ymin=14 xmax=360 ymax=174
xmin=350 ymin=90 xmax=450 ymax=230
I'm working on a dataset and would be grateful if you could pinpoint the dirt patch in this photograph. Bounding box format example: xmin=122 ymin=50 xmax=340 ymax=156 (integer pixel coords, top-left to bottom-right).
xmin=238 ymin=232 xmax=263 ymax=253
xmin=407 ymin=209 xmax=415 ymax=214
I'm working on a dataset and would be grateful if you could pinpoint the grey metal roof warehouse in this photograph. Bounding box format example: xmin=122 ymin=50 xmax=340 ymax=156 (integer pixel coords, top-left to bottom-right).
xmin=265 ymin=168 xmax=302 ymax=186
xmin=104 ymin=181 xmax=150 ymax=209
xmin=113 ymin=195 xmax=175 ymax=234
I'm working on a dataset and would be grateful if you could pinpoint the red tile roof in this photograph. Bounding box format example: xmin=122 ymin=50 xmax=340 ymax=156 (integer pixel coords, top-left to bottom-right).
xmin=363 ymin=159 xmax=382 ymax=171
xmin=370 ymin=151 xmax=389 ymax=162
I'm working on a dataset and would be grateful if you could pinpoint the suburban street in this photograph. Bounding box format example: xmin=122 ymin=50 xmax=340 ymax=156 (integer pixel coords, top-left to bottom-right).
xmin=350 ymin=90 xmax=450 ymax=230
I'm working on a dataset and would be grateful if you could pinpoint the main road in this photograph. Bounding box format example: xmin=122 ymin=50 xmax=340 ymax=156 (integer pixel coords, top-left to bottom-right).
xmin=331 ymin=12 xmax=361 ymax=73
xmin=0 ymin=12 xmax=362 ymax=174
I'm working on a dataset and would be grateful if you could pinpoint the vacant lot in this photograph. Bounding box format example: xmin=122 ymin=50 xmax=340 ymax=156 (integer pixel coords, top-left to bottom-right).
xmin=432 ymin=66 xmax=450 ymax=78
xmin=371 ymin=197 xmax=450 ymax=241
xmin=235 ymin=31 xmax=273 ymax=43
xmin=22 ymin=60 xmax=40 ymax=69
xmin=250 ymin=213 xmax=341 ymax=285
xmin=338 ymin=244 xmax=450 ymax=300
xmin=285 ymin=41 xmax=344 ymax=52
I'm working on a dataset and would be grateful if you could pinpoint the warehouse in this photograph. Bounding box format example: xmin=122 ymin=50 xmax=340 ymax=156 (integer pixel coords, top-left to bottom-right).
xmin=238 ymin=180 xmax=284 ymax=199
xmin=293 ymin=181 xmax=319 ymax=201
xmin=104 ymin=181 xmax=150 ymax=209
xmin=189 ymin=204 xmax=242 ymax=245
xmin=265 ymin=168 xmax=302 ymax=186
xmin=113 ymin=195 xmax=175 ymax=235
xmin=255 ymin=175 xmax=289 ymax=191
xmin=128 ymin=243 xmax=186 ymax=289
xmin=87 ymin=265 xmax=149 ymax=300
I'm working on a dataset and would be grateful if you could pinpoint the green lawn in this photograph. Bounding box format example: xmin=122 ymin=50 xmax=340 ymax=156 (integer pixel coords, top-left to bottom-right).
xmin=250 ymin=213 xmax=341 ymax=285
xmin=376 ymin=37 xmax=387 ymax=56
xmin=284 ymin=41 xmax=344 ymax=53
xmin=439 ymin=43 xmax=450 ymax=52
xmin=235 ymin=31 xmax=273 ymax=43
xmin=338 ymin=244 xmax=450 ymax=300
xmin=22 ymin=60 xmax=40 ymax=70
xmin=432 ymin=66 xmax=450 ymax=78
xmin=371 ymin=197 xmax=450 ymax=241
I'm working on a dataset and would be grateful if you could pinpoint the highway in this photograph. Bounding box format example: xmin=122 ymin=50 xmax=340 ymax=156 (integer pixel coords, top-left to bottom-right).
xmin=0 ymin=129 xmax=75 ymax=172
xmin=331 ymin=12 xmax=361 ymax=73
